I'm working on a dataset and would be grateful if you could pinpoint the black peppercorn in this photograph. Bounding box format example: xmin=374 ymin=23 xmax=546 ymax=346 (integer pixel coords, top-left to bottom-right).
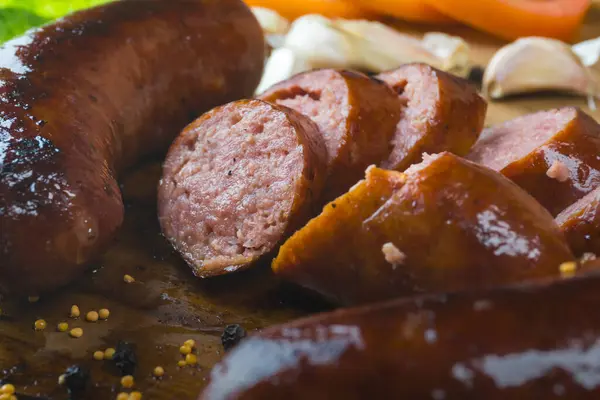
xmin=112 ymin=341 xmax=137 ymax=376
xmin=221 ymin=324 xmax=247 ymax=351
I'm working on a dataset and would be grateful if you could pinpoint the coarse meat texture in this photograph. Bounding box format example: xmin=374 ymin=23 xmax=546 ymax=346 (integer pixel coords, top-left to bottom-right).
xmin=0 ymin=0 xmax=265 ymax=295
xmin=259 ymin=68 xmax=401 ymax=201
xmin=467 ymin=107 xmax=600 ymax=216
xmin=377 ymin=63 xmax=487 ymax=171
xmin=200 ymin=267 xmax=600 ymax=400
xmin=273 ymin=152 xmax=574 ymax=305
xmin=159 ymin=100 xmax=326 ymax=278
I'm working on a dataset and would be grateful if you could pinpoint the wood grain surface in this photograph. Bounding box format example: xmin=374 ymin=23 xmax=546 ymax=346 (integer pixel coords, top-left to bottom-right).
xmin=1 ymin=5 xmax=600 ymax=400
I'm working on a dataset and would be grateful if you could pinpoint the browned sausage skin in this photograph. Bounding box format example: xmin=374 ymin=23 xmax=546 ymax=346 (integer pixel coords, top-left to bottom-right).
xmin=273 ymin=152 xmax=574 ymax=305
xmin=200 ymin=270 xmax=600 ymax=400
xmin=259 ymin=69 xmax=401 ymax=201
xmin=158 ymin=100 xmax=327 ymax=278
xmin=556 ymin=187 xmax=600 ymax=257
xmin=467 ymin=107 xmax=600 ymax=216
xmin=376 ymin=63 xmax=487 ymax=171
xmin=0 ymin=0 xmax=265 ymax=295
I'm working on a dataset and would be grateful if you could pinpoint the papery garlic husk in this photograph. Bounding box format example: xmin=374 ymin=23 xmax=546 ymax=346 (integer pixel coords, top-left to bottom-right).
xmin=483 ymin=37 xmax=599 ymax=105
xmin=251 ymin=7 xmax=290 ymax=50
xmin=254 ymin=47 xmax=312 ymax=95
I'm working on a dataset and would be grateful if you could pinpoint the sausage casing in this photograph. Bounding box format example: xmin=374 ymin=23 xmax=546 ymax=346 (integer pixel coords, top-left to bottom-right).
xmin=0 ymin=0 xmax=265 ymax=295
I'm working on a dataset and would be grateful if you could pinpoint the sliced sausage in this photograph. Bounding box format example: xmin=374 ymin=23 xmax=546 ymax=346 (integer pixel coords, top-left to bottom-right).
xmin=159 ymin=99 xmax=327 ymax=278
xmin=467 ymin=107 xmax=600 ymax=216
xmin=556 ymin=187 xmax=600 ymax=257
xmin=0 ymin=0 xmax=265 ymax=295
xmin=376 ymin=63 xmax=487 ymax=171
xmin=258 ymin=69 xmax=402 ymax=200
xmin=200 ymin=268 xmax=600 ymax=400
xmin=273 ymin=152 xmax=574 ymax=305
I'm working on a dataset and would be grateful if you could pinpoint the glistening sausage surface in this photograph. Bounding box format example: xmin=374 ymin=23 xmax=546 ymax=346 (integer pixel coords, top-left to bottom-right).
xmin=273 ymin=152 xmax=574 ymax=305
xmin=200 ymin=269 xmax=600 ymax=400
xmin=556 ymin=187 xmax=600 ymax=257
xmin=0 ymin=0 xmax=265 ymax=295
xmin=467 ymin=107 xmax=600 ymax=216
xmin=159 ymin=100 xmax=327 ymax=278
xmin=259 ymin=69 xmax=401 ymax=201
xmin=376 ymin=63 xmax=487 ymax=171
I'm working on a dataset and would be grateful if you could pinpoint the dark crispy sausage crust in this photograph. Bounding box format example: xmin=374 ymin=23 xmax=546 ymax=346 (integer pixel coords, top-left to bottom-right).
xmin=468 ymin=107 xmax=600 ymax=216
xmin=0 ymin=0 xmax=265 ymax=295
xmin=273 ymin=153 xmax=574 ymax=305
xmin=201 ymin=269 xmax=600 ymax=399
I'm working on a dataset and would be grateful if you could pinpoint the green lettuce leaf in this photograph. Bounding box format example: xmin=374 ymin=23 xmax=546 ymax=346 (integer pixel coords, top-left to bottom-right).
xmin=0 ymin=0 xmax=112 ymax=44
xmin=0 ymin=7 xmax=48 ymax=43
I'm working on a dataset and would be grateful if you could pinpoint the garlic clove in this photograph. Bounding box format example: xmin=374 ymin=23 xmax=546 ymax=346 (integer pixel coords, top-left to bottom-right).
xmin=421 ymin=32 xmax=470 ymax=77
xmin=251 ymin=7 xmax=290 ymax=51
xmin=254 ymin=47 xmax=312 ymax=95
xmin=251 ymin=7 xmax=290 ymax=36
xmin=283 ymin=14 xmax=359 ymax=68
xmin=483 ymin=37 xmax=598 ymax=102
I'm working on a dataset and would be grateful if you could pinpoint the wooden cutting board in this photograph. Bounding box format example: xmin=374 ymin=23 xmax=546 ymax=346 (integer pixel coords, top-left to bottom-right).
xmin=1 ymin=6 xmax=600 ymax=400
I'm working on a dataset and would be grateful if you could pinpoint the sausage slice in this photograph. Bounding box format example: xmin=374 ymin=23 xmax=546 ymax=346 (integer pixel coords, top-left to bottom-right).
xmin=259 ymin=69 xmax=401 ymax=200
xmin=376 ymin=63 xmax=487 ymax=171
xmin=467 ymin=107 xmax=600 ymax=216
xmin=273 ymin=152 xmax=574 ymax=305
xmin=159 ymin=99 xmax=327 ymax=278
xmin=556 ymin=187 xmax=600 ymax=257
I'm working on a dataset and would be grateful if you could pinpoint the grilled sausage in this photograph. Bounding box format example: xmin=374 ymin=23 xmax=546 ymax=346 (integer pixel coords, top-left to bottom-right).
xmin=200 ymin=269 xmax=600 ymax=400
xmin=556 ymin=187 xmax=600 ymax=257
xmin=258 ymin=69 xmax=401 ymax=201
xmin=376 ymin=63 xmax=487 ymax=171
xmin=0 ymin=0 xmax=265 ymax=295
xmin=467 ymin=107 xmax=600 ymax=216
xmin=273 ymin=152 xmax=574 ymax=305
xmin=159 ymin=100 xmax=327 ymax=278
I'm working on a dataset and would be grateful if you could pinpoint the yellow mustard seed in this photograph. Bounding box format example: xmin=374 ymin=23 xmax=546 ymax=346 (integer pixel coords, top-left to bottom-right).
xmin=185 ymin=353 xmax=197 ymax=365
xmin=98 ymin=308 xmax=110 ymax=320
xmin=28 ymin=296 xmax=39 ymax=303
xmin=560 ymin=261 xmax=577 ymax=276
xmin=69 ymin=327 xmax=83 ymax=338
xmin=0 ymin=394 xmax=13 ymax=400
xmin=123 ymin=274 xmax=135 ymax=283
xmin=34 ymin=319 xmax=47 ymax=331
xmin=177 ymin=360 xmax=186 ymax=368
xmin=86 ymin=311 xmax=99 ymax=322
xmin=153 ymin=366 xmax=165 ymax=378
xmin=70 ymin=305 xmax=80 ymax=318
xmin=0 ymin=384 xmax=15 ymax=394
xmin=104 ymin=347 xmax=116 ymax=360
xmin=93 ymin=350 xmax=104 ymax=361
xmin=57 ymin=322 xmax=69 ymax=332
xmin=129 ymin=392 xmax=142 ymax=400
xmin=179 ymin=345 xmax=192 ymax=355
xmin=116 ymin=393 xmax=129 ymax=400
xmin=121 ymin=375 xmax=134 ymax=389
xmin=184 ymin=339 xmax=196 ymax=349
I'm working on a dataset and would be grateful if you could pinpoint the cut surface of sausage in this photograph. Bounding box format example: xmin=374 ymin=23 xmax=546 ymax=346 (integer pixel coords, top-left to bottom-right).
xmin=467 ymin=107 xmax=600 ymax=216
xmin=0 ymin=0 xmax=265 ymax=295
xmin=259 ymin=69 xmax=401 ymax=200
xmin=200 ymin=268 xmax=600 ymax=400
xmin=376 ymin=63 xmax=487 ymax=171
xmin=556 ymin=187 xmax=600 ymax=257
xmin=159 ymin=99 xmax=327 ymax=278
xmin=273 ymin=152 xmax=574 ymax=305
